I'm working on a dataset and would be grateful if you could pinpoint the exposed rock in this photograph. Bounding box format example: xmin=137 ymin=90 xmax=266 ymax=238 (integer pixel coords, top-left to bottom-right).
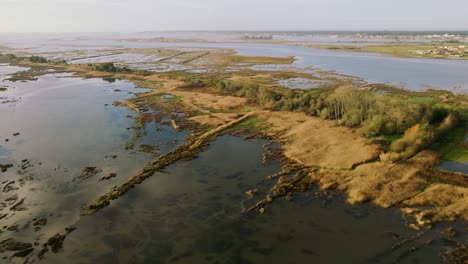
xmin=11 ymin=247 xmax=34 ymax=258
xmin=10 ymin=198 xmax=27 ymax=211
xmin=444 ymin=244 xmax=468 ymax=264
xmin=0 ymin=238 xmax=32 ymax=252
xmin=446 ymin=227 xmax=457 ymax=238
xmin=33 ymin=218 xmax=47 ymax=227
xmin=5 ymin=194 xmax=18 ymax=203
xmin=6 ymin=225 xmax=18 ymax=232
xmin=100 ymin=173 xmax=117 ymax=181
xmin=84 ymin=111 xmax=258 ymax=215
xmin=245 ymin=189 xmax=258 ymax=197
xmin=74 ymin=166 xmax=102 ymax=181
xmin=0 ymin=164 xmax=13 ymax=173
xmin=82 ymin=166 xmax=101 ymax=176
xmin=38 ymin=226 xmax=76 ymax=259
xmin=3 ymin=181 xmax=17 ymax=192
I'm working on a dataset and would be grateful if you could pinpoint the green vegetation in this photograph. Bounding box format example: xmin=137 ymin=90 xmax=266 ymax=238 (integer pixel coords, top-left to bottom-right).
xmin=365 ymin=45 xmax=435 ymax=58
xmin=227 ymin=55 xmax=295 ymax=65
xmin=3 ymin=50 xmax=465 ymax=164
xmin=181 ymin=77 xmax=205 ymax=88
xmin=92 ymin=63 xmax=131 ymax=73
xmin=179 ymin=73 xmax=466 ymax=162
xmin=308 ymin=44 xmax=468 ymax=59
xmin=384 ymin=113 xmax=458 ymax=161
xmin=167 ymin=95 xmax=182 ymax=103
xmin=29 ymin=56 xmax=48 ymax=63
xmin=432 ymin=126 xmax=468 ymax=163
xmin=0 ymin=53 xmax=20 ymax=62
xmin=0 ymin=54 xmax=49 ymax=63
xmin=229 ymin=117 xmax=267 ymax=131
xmin=383 ymin=134 xmax=403 ymax=142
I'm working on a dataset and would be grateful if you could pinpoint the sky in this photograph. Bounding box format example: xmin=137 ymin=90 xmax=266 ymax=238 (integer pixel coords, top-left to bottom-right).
xmin=1 ymin=0 xmax=467 ymax=32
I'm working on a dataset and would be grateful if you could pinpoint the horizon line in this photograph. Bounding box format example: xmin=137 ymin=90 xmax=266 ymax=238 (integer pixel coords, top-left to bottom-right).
xmin=1 ymin=29 xmax=468 ymax=34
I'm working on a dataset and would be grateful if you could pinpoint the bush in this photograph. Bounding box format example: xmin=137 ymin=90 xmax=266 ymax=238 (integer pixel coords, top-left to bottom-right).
xmin=388 ymin=113 xmax=458 ymax=161
xmin=92 ymin=63 xmax=130 ymax=73
xmin=4 ymin=54 xmax=19 ymax=60
xmin=357 ymin=115 xmax=386 ymax=137
xmin=29 ymin=56 xmax=48 ymax=63
xmin=181 ymin=78 xmax=205 ymax=88
xmin=178 ymin=74 xmax=459 ymax=153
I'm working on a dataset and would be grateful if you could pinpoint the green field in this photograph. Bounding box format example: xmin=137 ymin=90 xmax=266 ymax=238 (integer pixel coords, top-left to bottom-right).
xmin=307 ymin=44 xmax=467 ymax=60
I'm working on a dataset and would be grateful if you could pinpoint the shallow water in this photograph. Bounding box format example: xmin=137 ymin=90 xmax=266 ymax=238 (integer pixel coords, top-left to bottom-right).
xmin=0 ymin=64 xmax=28 ymax=77
xmin=46 ymin=136 xmax=466 ymax=264
xmin=1 ymin=34 xmax=468 ymax=92
xmin=438 ymin=161 xmax=468 ymax=174
xmin=0 ymin=68 xmax=183 ymax=261
xmin=277 ymin=78 xmax=331 ymax=89
xmin=70 ymin=53 xmax=162 ymax=65
xmin=0 ymin=64 xmax=465 ymax=263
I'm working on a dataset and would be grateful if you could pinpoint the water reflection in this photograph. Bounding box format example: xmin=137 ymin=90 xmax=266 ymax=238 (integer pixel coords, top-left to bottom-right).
xmin=45 ymin=136 xmax=463 ymax=264
xmin=1 ymin=34 xmax=468 ymax=92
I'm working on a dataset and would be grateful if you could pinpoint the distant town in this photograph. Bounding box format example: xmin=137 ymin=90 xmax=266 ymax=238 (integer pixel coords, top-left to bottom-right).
xmin=413 ymin=45 xmax=467 ymax=57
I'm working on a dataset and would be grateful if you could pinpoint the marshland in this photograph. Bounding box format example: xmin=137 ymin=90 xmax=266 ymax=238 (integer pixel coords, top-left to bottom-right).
xmin=0 ymin=30 xmax=466 ymax=264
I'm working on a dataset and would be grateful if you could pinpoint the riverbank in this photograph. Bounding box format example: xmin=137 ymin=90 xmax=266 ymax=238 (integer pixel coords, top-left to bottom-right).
xmin=1 ymin=52 xmax=467 ymax=262
xmin=46 ymin=58 xmax=466 ymax=229
xmin=303 ymin=43 xmax=468 ymax=60
xmin=2 ymin=55 xmax=467 ymax=223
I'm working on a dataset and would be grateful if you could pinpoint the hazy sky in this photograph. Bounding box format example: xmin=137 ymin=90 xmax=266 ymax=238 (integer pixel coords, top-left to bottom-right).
xmin=1 ymin=0 xmax=467 ymax=32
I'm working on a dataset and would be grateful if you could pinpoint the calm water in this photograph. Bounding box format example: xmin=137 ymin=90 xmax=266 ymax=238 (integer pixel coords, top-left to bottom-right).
xmin=46 ymin=136 xmax=465 ymax=264
xmin=1 ymin=34 xmax=468 ymax=92
xmin=0 ymin=67 xmax=169 ymax=261
xmin=438 ymin=161 xmax=468 ymax=174
xmin=0 ymin=65 xmax=466 ymax=263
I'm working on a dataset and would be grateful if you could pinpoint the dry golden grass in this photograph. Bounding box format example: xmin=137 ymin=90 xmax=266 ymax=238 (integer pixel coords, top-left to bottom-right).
xmin=43 ymin=62 xmax=468 ymax=228
xmin=310 ymin=149 xmax=467 ymax=228
xmin=178 ymin=91 xmax=247 ymax=111
xmin=401 ymin=184 xmax=468 ymax=227
xmin=344 ymin=156 xmax=429 ymax=208
xmin=143 ymin=75 xmax=247 ymax=112
xmin=108 ymin=47 xmax=294 ymax=67
xmin=189 ymin=113 xmax=239 ymax=126
xmin=257 ymin=111 xmax=381 ymax=169
xmin=310 ymin=171 xmax=350 ymax=190
xmin=196 ymin=49 xmax=295 ymax=67
xmin=310 ymin=152 xmax=432 ymax=208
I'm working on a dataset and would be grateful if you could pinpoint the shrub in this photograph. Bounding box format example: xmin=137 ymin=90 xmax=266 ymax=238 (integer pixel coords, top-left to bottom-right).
xmin=388 ymin=113 xmax=458 ymax=161
xmin=357 ymin=115 xmax=386 ymax=137
xmin=92 ymin=63 xmax=130 ymax=73
xmin=181 ymin=78 xmax=205 ymax=88
xmin=29 ymin=56 xmax=48 ymax=63
xmin=5 ymin=54 xmax=19 ymax=60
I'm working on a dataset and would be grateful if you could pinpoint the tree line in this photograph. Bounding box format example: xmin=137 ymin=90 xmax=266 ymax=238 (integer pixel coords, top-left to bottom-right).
xmin=181 ymin=75 xmax=462 ymax=161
